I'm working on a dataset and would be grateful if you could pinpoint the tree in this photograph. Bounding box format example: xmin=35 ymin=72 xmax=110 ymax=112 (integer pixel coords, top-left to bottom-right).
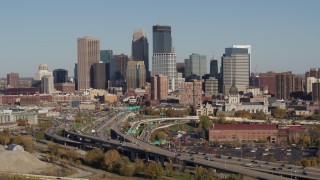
xmin=199 ymin=115 xmax=212 ymax=130
xmin=144 ymin=162 xmax=164 ymax=179
xmin=67 ymin=149 xmax=79 ymax=162
xmin=195 ymin=166 xmax=216 ymax=180
xmin=165 ymin=162 xmax=175 ymax=177
xmin=272 ymin=108 xmax=287 ymax=119
xmin=0 ymin=135 xmax=10 ymax=145
xmin=235 ymin=110 xmax=252 ymax=119
xmin=85 ymin=148 xmax=104 ymax=167
xmin=134 ymin=158 xmax=144 ymax=174
xmin=103 ymin=149 xmax=121 ymax=169
xmin=48 ymin=142 xmax=61 ymax=155
xmin=17 ymin=118 xmax=28 ymax=126
xmin=252 ymin=112 xmax=267 ymax=120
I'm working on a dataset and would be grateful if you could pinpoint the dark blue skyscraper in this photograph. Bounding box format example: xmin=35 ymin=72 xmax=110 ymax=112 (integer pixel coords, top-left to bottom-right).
xmin=152 ymin=25 xmax=172 ymax=53
xmin=132 ymin=29 xmax=150 ymax=81
xmin=53 ymin=69 xmax=68 ymax=83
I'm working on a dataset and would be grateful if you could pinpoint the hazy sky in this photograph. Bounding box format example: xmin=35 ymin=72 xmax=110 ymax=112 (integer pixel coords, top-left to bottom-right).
xmin=0 ymin=0 xmax=319 ymax=77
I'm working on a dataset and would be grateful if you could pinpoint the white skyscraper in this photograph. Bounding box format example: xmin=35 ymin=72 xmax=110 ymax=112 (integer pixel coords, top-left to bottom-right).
xmin=232 ymin=45 xmax=251 ymax=75
xmin=152 ymin=53 xmax=176 ymax=91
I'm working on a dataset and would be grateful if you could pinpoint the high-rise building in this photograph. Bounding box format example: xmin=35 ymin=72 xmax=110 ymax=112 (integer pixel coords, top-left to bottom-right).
xmin=152 ymin=53 xmax=176 ymax=91
xmin=109 ymin=54 xmax=129 ymax=87
xmin=312 ymin=82 xmax=320 ymax=101
xmin=232 ymin=45 xmax=251 ymax=75
xmin=53 ymin=69 xmax=68 ymax=84
xmin=259 ymin=71 xmax=277 ymax=95
xmin=126 ymin=61 xmax=146 ymax=89
xmin=151 ymin=74 xmax=168 ymax=101
xmin=100 ymin=50 xmax=113 ymax=63
xmin=132 ymin=29 xmax=149 ymax=81
xmin=7 ymin=73 xmax=19 ymax=88
xmin=184 ymin=53 xmax=207 ymax=79
xmin=178 ymin=80 xmax=202 ymax=105
xmin=210 ymin=57 xmax=218 ymax=78
xmin=306 ymin=77 xmax=320 ymax=93
xmin=176 ymin=63 xmax=185 ymax=76
xmin=205 ymin=77 xmax=218 ymax=96
xmin=77 ymin=37 xmax=100 ymax=90
xmin=34 ymin=64 xmax=52 ymax=81
xmin=276 ymin=72 xmax=295 ymax=100
xmin=74 ymin=63 xmax=78 ymax=90
xmin=41 ymin=75 xmax=54 ymax=94
xmin=153 ymin=25 xmax=172 ymax=53
xmin=221 ymin=47 xmax=250 ymax=94
xmin=91 ymin=62 xmax=108 ymax=89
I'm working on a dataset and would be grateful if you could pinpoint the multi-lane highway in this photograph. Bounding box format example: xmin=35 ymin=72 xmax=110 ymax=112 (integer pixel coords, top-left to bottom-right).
xmin=46 ymin=111 xmax=320 ymax=180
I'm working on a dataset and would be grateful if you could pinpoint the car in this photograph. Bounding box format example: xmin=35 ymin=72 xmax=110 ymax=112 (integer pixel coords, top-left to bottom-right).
xmin=281 ymin=163 xmax=285 ymax=167
xmin=288 ymin=167 xmax=292 ymax=169
xmin=216 ymin=155 xmax=222 ymax=158
xmin=302 ymin=170 xmax=308 ymax=175
xmin=205 ymin=157 xmax=209 ymax=160
xmin=265 ymin=162 xmax=269 ymax=164
xmin=278 ymin=167 xmax=283 ymax=170
xmin=272 ymin=168 xmax=277 ymax=170
xmin=228 ymin=156 xmax=232 ymax=159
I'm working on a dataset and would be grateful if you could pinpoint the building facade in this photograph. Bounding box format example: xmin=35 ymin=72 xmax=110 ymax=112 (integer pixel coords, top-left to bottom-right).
xmin=151 ymin=74 xmax=168 ymax=101
xmin=92 ymin=62 xmax=108 ymax=89
xmin=184 ymin=53 xmax=207 ymax=79
xmin=221 ymin=47 xmax=250 ymax=94
xmin=132 ymin=29 xmax=149 ymax=81
xmin=205 ymin=77 xmax=218 ymax=96
xmin=100 ymin=50 xmax=113 ymax=63
xmin=77 ymin=37 xmax=100 ymax=90
xmin=312 ymin=82 xmax=320 ymax=101
xmin=126 ymin=61 xmax=146 ymax=89
xmin=210 ymin=58 xmax=218 ymax=78
xmin=109 ymin=54 xmax=129 ymax=87
xmin=153 ymin=25 xmax=172 ymax=53
xmin=209 ymin=124 xmax=278 ymax=142
xmin=178 ymin=80 xmax=202 ymax=105
xmin=53 ymin=69 xmax=68 ymax=84
xmin=275 ymin=72 xmax=295 ymax=100
xmin=41 ymin=75 xmax=54 ymax=94
xmin=7 ymin=73 xmax=19 ymax=88
xmin=152 ymin=53 xmax=176 ymax=91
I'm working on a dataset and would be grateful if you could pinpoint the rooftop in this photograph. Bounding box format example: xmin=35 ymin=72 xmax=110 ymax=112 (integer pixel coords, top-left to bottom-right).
xmin=211 ymin=124 xmax=278 ymax=131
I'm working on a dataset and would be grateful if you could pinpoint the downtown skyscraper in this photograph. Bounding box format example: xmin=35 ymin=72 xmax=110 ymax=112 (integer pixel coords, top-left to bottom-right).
xmin=132 ymin=29 xmax=149 ymax=81
xmin=184 ymin=53 xmax=207 ymax=79
xmin=221 ymin=47 xmax=250 ymax=94
xmin=152 ymin=25 xmax=176 ymax=92
xmin=77 ymin=37 xmax=100 ymax=90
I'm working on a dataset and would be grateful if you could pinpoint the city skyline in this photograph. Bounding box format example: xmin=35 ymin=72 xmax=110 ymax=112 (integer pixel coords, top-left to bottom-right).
xmin=1 ymin=1 xmax=320 ymax=77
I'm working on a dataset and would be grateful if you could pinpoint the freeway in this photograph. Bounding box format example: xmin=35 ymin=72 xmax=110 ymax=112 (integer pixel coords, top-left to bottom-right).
xmin=47 ymin=113 xmax=320 ymax=180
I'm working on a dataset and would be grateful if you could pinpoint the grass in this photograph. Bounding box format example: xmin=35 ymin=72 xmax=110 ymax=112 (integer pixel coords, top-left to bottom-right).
xmin=167 ymin=123 xmax=197 ymax=131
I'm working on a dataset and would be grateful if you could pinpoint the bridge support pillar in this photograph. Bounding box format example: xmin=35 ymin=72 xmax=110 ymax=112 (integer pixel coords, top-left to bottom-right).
xmin=155 ymin=155 xmax=159 ymax=163
xmin=160 ymin=156 xmax=165 ymax=165
xmin=145 ymin=152 xmax=149 ymax=161
xmin=130 ymin=151 xmax=136 ymax=161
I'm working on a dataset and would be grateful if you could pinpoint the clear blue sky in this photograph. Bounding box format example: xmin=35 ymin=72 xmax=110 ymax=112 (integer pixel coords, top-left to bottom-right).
xmin=1 ymin=0 xmax=319 ymax=77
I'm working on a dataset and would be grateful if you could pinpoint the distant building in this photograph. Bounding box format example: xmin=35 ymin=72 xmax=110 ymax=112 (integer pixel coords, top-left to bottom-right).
xmin=184 ymin=53 xmax=207 ymax=79
xmin=91 ymin=62 xmax=108 ymax=89
xmin=132 ymin=29 xmax=149 ymax=81
xmin=221 ymin=47 xmax=250 ymax=94
xmin=178 ymin=80 xmax=202 ymax=105
xmin=41 ymin=75 xmax=54 ymax=94
xmin=153 ymin=25 xmax=172 ymax=53
xmin=276 ymin=72 xmax=295 ymax=100
xmin=312 ymin=82 xmax=320 ymax=101
xmin=53 ymin=69 xmax=68 ymax=84
xmin=152 ymin=53 xmax=176 ymax=91
xmin=209 ymin=124 xmax=278 ymax=142
xmin=77 ymin=37 xmax=100 ymax=90
xmin=109 ymin=54 xmax=129 ymax=87
xmin=151 ymin=74 xmax=168 ymax=101
xmin=210 ymin=58 xmax=218 ymax=78
xmin=34 ymin=64 xmax=52 ymax=81
xmin=126 ymin=61 xmax=146 ymax=89
xmin=196 ymin=103 xmax=214 ymax=116
xmin=176 ymin=63 xmax=185 ymax=76
xmin=205 ymin=77 xmax=218 ymax=96
xmin=7 ymin=73 xmax=19 ymax=88
xmin=54 ymin=83 xmax=75 ymax=93
xmin=100 ymin=50 xmax=113 ymax=63
xmin=259 ymin=71 xmax=277 ymax=95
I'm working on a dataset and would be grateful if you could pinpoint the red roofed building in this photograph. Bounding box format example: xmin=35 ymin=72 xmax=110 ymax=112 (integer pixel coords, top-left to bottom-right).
xmin=278 ymin=125 xmax=307 ymax=145
xmin=209 ymin=124 xmax=278 ymax=142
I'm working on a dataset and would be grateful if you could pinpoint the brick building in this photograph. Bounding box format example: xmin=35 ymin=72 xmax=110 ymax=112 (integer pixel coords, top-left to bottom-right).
xmin=209 ymin=124 xmax=278 ymax=142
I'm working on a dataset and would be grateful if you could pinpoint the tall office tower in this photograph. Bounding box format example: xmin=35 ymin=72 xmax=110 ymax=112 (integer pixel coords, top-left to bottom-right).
xmin=221 ymin=47 xmax=250 ymax=94
xmin=176 ymin=63 xmax=185 ymax=76
xmin=178 ymin=80 xmax=202 ymax=105
xmin=77 ymin=37 xmax=100 ymax=90
xmin=184 ymin=53 xmax=207 ymax=79
xmin=205 ymin=77 xmax=218 ymax=96
xmin=232 ymin=45 xmax=251 ymax=75
xmin=7 ymin=73 xmax=19 ymax=88
xmin=153 ymin=25 xmax=172 ymax=53
xmin=126 ymin=61 xmax=146 ymax=89
xmin=306 ymin=77 xmax=320 ymax=93
xmin=109 ymin=54 xmax=129 ymax=87
xmin=276 ymin=72 xmax=295 ymax=100
xmin=91 ymin=62 xmax=108 ymax=89
xmin=312 ymin=82 xmax=320 ymax=101
xmin=41 ymin=75 xmax=54 ymax=94
xmin=100 ymin=50 xmax=113 ymax=63
xmin=74 ymin=63 xmax=78 ymax=90
xmin=132 ymin=29 xmax=149 ymax=81
xmin=53 ymin=69 xmax=68 ymax=84
xmin=210 ymin=57 xmax=218 ymax=78
xmin=295 ymin=76 xmax=303 ymax=92
xmin=151 ymin=74 xmax=168 ymax=101
xmin=152 ymin=53 xmax=176 ymax=91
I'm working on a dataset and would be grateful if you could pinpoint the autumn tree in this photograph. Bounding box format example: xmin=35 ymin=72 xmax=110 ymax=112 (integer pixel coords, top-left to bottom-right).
xmin=143 ymin=161 xmax=164 ymax=179
xmin=17 ymin=118 xmax=29 ymax=126
xmin=85 ymin=148 xmax=104 ymax=167
xmin=134 ymin=158 xmax=144 ymax=174
xmin=235 ymin=110 xmax=252 ymax=119
xmin=199 ymin=115 xmax=212 ymax=130
xmin=103 ymin=149 xmax=121 ymax=170
xmin=272 ymin=108 xmax=287 ymax=119
xmin=195 ymin=166 xmax=216 ymax=180
xmin=252 ymin=112 xmax=267 ymax=120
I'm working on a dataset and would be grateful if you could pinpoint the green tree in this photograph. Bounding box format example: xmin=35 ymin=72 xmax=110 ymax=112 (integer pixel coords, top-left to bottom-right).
xmin=235 ymin=110 xmax=252 ymax=119
xmin=195 ymin=166 xmax=216 ymax=180
xmin=134 ymin=158 xmax=144 ymax=174
xmin=199 ymin=115 xmax=212 ymax=130
xmin=84 ymin=148 xmax=104 ymax=167
xmin=144 ymin=161 xmax=164 ymax=179
xmin=165 ymin=162 xmax=175 ymax=177
xmin=272 ymin=108 xmax=287 ymax=119
xmin=0 ymin=135 xmax=10 ymax=145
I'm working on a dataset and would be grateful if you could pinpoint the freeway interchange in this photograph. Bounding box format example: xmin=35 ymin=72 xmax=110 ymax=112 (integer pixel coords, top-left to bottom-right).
xmin=45 ymin=110 xmax=320 ymax=180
